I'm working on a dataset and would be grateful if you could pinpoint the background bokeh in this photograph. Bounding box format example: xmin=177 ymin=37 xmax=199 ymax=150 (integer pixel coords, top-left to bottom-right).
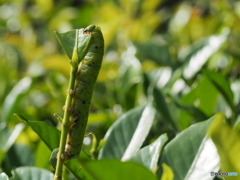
xmin=1 ymin=0 xmax=240 ymax=176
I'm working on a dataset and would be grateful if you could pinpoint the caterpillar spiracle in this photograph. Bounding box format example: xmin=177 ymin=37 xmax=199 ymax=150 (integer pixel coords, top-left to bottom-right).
xmin=62 ymin=25 xmax=104 ymax=161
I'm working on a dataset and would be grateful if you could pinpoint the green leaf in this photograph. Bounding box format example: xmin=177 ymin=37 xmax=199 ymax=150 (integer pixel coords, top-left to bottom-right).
xmin=182 ymin=30 xmax=229 ymax=79
xmin=49 ymin=148 xmax=58 ymax=169
xmin=146 ymin=67 xmax=172 ymax=90
xmin=116 ymin=46 xmax=142 ymax=110
xmin=158 ymin=114 xmax=221 ymax=180
xmin=1 ymin=77 xmax=32 ymax=122
xmin=0 ymin=123 xmax=24 ymax=163
xmin=180 ymin=76 xmax=219 ymax=117
xmin=174 ymin=98 xmax=208 ymax=122
xmin=0 ymin=173 xmax=9 ymax=180
xmin=133 ymin=41 xmax=172 ymax=66
xmin=153 ymin=87 xmax=175 ymax=128
xmin=35 ymin=141 xmax=51 ymax=168
xmin=14 ymin=114 xmax=60 ymax=150
xmin=130 ymin=134 xmax=168 ymax=171
xmin=98 ymin=103 xmax=156 ymax=160
xmin=54 ymin=28 xmax=91 ymax=63
xmin=203 ymin=70 xmax=234 ymax=111
xmin=14 ymin=114 xmax=90 ymax=179
xmin=81 ymin=159 xmax=158 ymax=180
xmin=208 ymin=113 xmax=240 ymax=180
xmin=6 ymin=143 xmax=34 ymax=167
xmin=11 ymin=167 xmax=53 ymax=180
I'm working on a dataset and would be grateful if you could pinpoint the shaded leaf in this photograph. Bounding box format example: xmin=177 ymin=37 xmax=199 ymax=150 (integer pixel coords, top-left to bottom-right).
xmin=6 ymin=143 xmax=34 ymax=167
xmin=208 ymin=113 xmax=240 ymax=180
xmin=81 ymin=159 xmax=158 ymax=180
xmin=130 ymin=134 xmax=168 ymax=171
xmin=11 ymin=167 xmax=53 ymax=180
xmin=158 ymin=114 xmax=221 ymax=180
xmin=98 ymin=103 xmax=156 ymax=160
xmin=153 ymin=87 xmax=175 ymax=128
xmin=203 ymin=70 xmax=234 ymax=111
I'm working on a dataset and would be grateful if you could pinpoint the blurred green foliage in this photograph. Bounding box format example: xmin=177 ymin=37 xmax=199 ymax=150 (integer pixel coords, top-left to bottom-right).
xmin=0 ymin=0 xmax=240 ymax=179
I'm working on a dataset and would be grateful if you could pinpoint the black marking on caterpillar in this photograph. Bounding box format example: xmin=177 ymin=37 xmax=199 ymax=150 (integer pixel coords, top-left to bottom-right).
xmin=63 ymin=25 xmax=104 ymax=161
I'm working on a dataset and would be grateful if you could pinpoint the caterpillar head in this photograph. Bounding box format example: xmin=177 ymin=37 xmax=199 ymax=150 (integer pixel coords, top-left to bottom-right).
xmin=83 ymin=25 xmax=101 ymax=34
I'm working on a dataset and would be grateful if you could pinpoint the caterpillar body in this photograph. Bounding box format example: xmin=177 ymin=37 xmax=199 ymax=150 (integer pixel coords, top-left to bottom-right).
xmin=62 ymin=25 xmax=104 ymax=161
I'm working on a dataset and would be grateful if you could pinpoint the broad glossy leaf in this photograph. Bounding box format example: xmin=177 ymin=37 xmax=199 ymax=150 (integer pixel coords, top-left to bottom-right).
xmin=0 ymin=123 xmax=24 ymax=163
xmin=0 ymin=173 xmax=9 ymax=180
xmin=11 ymin=167 xmax=53 ymax=180
xmin=81 ymin=159 xmax=158 ymax=180
xmin=1 ymin=77 xmax=32 ymax=122
xmin=130 ymin=134 xmax=168 ymax=171
xmin=203 ymin=70 xmax=234 ymax=111
xmin=182 ymin=29 xmax=229 ymax=79
xmin=54 ymin=28 xmax=91 ymax=63
xmin=208 ymin=113 xmax=240 ymax=180
xmin=98 ymin=103 xmax=156 ymax=160
xmin=158 ymin=114 xmax=221 ymax=180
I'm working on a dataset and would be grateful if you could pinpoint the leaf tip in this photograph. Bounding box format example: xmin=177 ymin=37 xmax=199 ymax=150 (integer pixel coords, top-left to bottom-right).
xmin=14 ymin=114 xmax=29 ymax=123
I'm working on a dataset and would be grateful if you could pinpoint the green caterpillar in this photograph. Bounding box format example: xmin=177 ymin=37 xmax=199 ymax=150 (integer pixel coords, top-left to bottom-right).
xmin=62 ymin=25 xmax=104 ymax=161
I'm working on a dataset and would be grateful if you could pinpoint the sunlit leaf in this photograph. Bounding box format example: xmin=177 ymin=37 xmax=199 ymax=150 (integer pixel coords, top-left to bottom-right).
xmin=130 ymin=134 xmax=168 ymax=171
xmin=158 ymin=114 xmax=221 ymax=180
xmin=1 ymin=77 xmax=32 ymax=122
xmin=0 ymin=173 xmax=9 ymax=180
xmin=182 ymin=29 xmax=229 ymax=79
xmin=98 ymin=103 xmax=156 ymax=160
xmin=0 ymin=123 xmax=24 ymax=163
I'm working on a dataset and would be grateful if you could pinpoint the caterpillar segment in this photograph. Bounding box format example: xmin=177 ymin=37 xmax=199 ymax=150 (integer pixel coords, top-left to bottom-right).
xmin=62 ymin=25 xmax=104 ymax=161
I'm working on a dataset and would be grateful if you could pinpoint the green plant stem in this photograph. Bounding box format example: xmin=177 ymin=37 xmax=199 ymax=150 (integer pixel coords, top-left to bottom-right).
xmin=53 ymin=59 xmax=78 ymax=180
